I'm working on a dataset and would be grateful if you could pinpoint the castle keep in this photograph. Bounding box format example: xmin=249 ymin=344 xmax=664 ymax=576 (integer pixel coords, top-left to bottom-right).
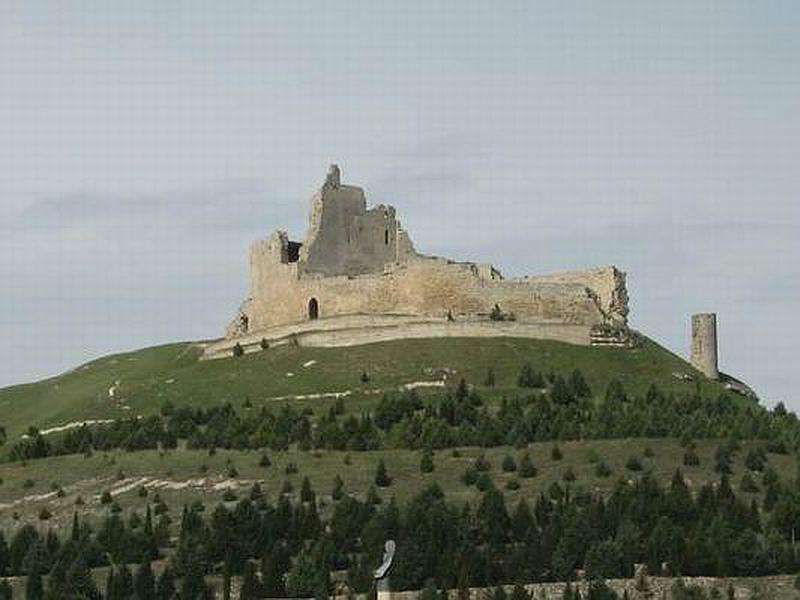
xmin=204 ymin=165 xmax=631 ymax=359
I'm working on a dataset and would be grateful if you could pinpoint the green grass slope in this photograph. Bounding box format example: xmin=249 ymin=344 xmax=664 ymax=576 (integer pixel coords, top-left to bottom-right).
xmin=0 ymin=336 xmax=725 ymax=441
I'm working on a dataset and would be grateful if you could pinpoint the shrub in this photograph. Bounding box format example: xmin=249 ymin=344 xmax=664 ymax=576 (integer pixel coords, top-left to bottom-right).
xmin=38 ymin=507 xmax=52 ymax=520
xmin=517 ymin=363 xmax=544 ymax=388
xmin=420 ymin=449 xmax=435 ymax=473
xmin=260 ymin=338 xmax=269 ymax=350
xmin=374 ymin=460 xmax=391 ymax=487
xmin=360 ymin=371 xmax=370 ymax=384
xmin=232 ymin=343 xmax=244 ymax=357
xmin=475 ymin=473 xmax=493 ymax=492
xmin=506 ymin=478 xmax=520 ymax=491
xmin=587 ymin=449 xmax=600 ymax=463
xmin=484 ymin=368 xmax=496 ymax=387
xmin=551 ymin=445 xmax=563 ymax=461
xmin=138 ymin=486 xmax=148 ymax=498
xmin=745 ymin=447 xmax=767 ymax=472
xmin=227 ymin=466 xmax=238 ymax=478
xmin=626 ymin=456 xmax=643 ymax=472
xmin=462 ymin=466 xmax=479 ymax=486
xmin=474 ymin=454 xmax=491 ymax=472
xmin=519 ymin=453 xmax=537 ymax=478
xmin=222 ymin=488 xmax=237 ymax=502
xmin=100 ymin=490 xmax=113 ymax=505
xmin=562 ymin=467 xmax=576 ymax=483
xmin=502 ymin=455 xmax=517 ymax=473
xmin=22 ymin=479 xmax=34 ymax=489
xmin=111 ymin=502 xmax=122 ymax=514
xmin=595 ymin=461 xmax=612 ymax=478
xmin=683 ymin=450 xmax=701 ymax=466
xmin=300 ymin=477 xmax=316 ymax=503
xmin=741 ymin=472 xmax=759 ymax=493
xmin=331 ymin=475 xmax=344 ymax=500
xmin=643 ymin=446 xmax=655 ymax=458
xmin=285 ymin=462 xmax=298 ymax=475
xmin=281 ymin=480 xmax=293 ymax=494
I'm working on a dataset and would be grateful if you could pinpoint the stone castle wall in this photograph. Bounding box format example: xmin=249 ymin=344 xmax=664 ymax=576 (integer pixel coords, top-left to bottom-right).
xmin=220 ymin=165 xmax=630 ymax=349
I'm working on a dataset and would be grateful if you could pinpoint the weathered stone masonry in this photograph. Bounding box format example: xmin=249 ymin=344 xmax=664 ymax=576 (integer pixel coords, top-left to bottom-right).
xmin=206 ymin=165 xmax=631 ymax=359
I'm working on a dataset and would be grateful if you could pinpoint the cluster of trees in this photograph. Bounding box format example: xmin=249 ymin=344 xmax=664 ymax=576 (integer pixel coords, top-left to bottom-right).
xmin=10 ymin=371 xmax=800 ymax=462
xmin=4 ymin=464 xmax=800 ymax=598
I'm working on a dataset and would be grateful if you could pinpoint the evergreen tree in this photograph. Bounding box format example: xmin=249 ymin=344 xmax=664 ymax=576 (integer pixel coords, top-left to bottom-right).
xmin=155 ymin=566 xmax=176 ymax=600
xmin=240 ymin=561 xmax=261 ymax=600
xmin=133 ymin=556 xmax=156 ymax=600
xmin=26 ymin=571 xmax=43 ymax=600
xmin=375 ymin=460 xmax=391 ymax=487
xmin=420 ymin=448 xmax=435 ymax=473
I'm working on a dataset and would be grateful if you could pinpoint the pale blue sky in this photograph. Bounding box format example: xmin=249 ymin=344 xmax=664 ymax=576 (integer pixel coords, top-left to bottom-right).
xmin=1 ymin=2 xmax=798 ymax=406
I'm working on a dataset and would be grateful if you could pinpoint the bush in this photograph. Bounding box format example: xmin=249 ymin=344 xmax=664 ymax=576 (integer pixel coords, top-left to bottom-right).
xmin=285 ymin=462 xmax=298 ymax=475
xmin=474 ymin=454 xmax=491 ymax=472
xmin=643 ymin=446 xmax=655 ymax=458
xmin=502 ymin=455 xmax=517 ymax=473
xmin=683 ymin=450 xmax=701 ymax=466
xmin=484 ymin=368 xmax=496 ymax=387
xmin=260 ymin=338 xmax=269 ymax=350
xmin=232 ymin=343 xmax=244 ymax=357
xmin=595 ymin=461 xmax=612 ymax=478
xmin=517 ymin=363 xmax=544 ymax=388
xmin=300 ymin=477 xmax=316 ymax=503
xmin=38 ymin=507 xmax=52 ymax=520
xmin=562 ymin=467 xmax=576 ymax=483
xmin=741 ymin=472 xmax=759 ymax=493
xmin=475 ymin=473 xmax=493 ymax=492
xmin=745 ymin=447 xmax=767 ymax=472
xmin=506 ymin=478 xmax=520 ymax=491
xmin=420 ymin=449 xmax=435 ymax=473
xmin=222 ymin=488 xmax=237 ymax=502
xmin=626 ymin=456 xmax=643 ymax=472
xmin=331 ymin=475 xmax=344 ymax=500
xmin=360 ymin=371 xmax=370 ymax=384
xmin=551 ymin=445 xmax=563 ymax=461
xmin=374 ymin=460 xmax=391 ymax=487
xmin=100 ymin=490 xmax=113 ymax=505
xmin=462 ymin=466 xmax=479 ymax=486
xmin=519 ymin=453 xmax=537 ymax=478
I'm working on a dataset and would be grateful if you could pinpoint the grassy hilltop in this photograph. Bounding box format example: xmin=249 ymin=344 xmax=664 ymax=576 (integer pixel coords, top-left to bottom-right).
xmin=0 ymin=336 xmax=724 ymax=441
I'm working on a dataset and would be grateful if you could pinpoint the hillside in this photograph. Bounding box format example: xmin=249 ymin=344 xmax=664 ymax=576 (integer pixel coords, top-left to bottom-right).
xmin=0 ymin=336 xmax=794 ymax=600
xmin=0 ymin=336 xmax=726 ymax=441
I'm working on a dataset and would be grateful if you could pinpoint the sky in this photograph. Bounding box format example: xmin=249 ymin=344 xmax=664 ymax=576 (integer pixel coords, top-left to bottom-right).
xmin=1 ymin=1 xmax=798 ymax=407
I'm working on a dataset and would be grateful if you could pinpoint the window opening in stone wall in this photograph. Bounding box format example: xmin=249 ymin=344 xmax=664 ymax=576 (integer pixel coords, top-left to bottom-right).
xmin=384 ymin=229 xmax=389 ymax=245
xmin=308 ymin=298 xmax=319 ymax=320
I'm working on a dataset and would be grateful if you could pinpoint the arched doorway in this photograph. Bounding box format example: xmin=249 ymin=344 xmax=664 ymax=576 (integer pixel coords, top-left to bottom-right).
xmin=308 ymin=298 xmax=319 ymax=320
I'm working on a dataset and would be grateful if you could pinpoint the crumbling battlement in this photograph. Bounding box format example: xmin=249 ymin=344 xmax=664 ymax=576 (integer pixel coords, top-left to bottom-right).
xmin=220 ymin=165 xmax=630 ymax=348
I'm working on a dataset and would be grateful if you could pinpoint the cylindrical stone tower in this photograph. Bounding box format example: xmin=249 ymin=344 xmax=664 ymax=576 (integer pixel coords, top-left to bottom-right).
xmin=691 ymin=313 xmax=719 ymax=380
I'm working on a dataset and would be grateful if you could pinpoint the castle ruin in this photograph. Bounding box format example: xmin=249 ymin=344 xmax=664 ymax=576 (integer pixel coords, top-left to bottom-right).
xmin=203 ymin=165 xmax=631 ymax=359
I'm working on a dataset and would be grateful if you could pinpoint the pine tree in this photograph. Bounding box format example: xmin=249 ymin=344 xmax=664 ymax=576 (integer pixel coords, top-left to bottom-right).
xmin=155 ymin=566 xmax=176 ymax=600
xmin=133 ymin=556 xmax=156 ymax=600
xmin=375 ymin=460 xmax=391 ymax=487
xmin=420 ymin=448 xmax=435 ymax=473
xmin=300 ymin=477 xmax=316 ymax=504
xmin=26 ymin=571 xmax=43 ymax=600
xmin=331 ymin=474 xmax=345 ymax=500
xmin=240 ymin=561 xmax=261 ymax=600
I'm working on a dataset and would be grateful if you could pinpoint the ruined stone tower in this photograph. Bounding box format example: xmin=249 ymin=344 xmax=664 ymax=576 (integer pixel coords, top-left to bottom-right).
xmin=691 ymin=313 xmax=719 ymax=380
